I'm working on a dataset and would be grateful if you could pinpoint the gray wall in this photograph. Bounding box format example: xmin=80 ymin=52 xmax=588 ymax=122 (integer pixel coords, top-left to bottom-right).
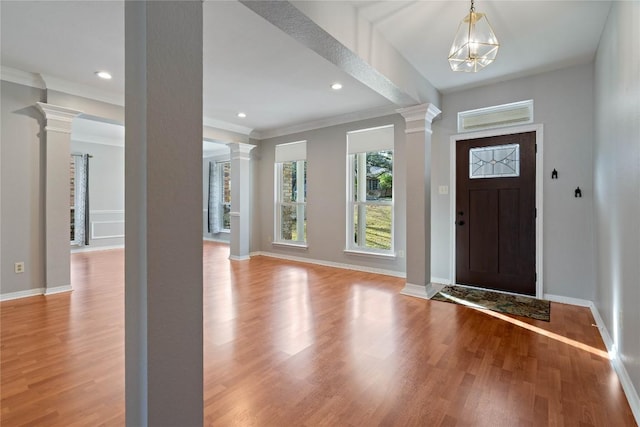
xmin=255 ymin=114 xmax=406 ymax=274
xmin=70 ymin=139 xmax=125 ymax=249
xmin=1 ymin=82 xmax=125 ymax=297
xmin=1 ymin=81 xmax=46 ymax=294
xmin=594 ymin=0 xmax=640 ymax=400
xmin=432 ymin=64 xmax=597 ymax=300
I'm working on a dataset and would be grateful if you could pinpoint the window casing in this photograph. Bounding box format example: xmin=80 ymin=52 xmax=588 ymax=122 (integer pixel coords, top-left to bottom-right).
xmin=346 ymin=125 xmax=394 ymax=255
xmin=275 ymin=141 xmax=307 ymax=245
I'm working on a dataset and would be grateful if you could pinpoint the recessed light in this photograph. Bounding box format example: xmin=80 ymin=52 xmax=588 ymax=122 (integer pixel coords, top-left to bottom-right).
xmin=331 ymin=82 xmax=343 ymax=90
xmin=95 ymin=71 xmax=112 ymax=80
xmin=237 ymin=112 xmax=247 ymax=118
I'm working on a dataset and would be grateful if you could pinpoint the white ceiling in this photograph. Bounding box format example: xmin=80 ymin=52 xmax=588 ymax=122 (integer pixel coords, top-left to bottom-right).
xmin=352 ymin=0 xmax=612 ymax=93
xmin=1 ymin=0 xmax=612 ymax=136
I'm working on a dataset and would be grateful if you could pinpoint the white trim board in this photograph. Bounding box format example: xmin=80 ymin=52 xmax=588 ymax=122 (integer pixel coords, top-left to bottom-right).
xmin=1 ymin=285 xmax=72 ymax=301
xmin=0 ymin=287 xmax=45 ymax=302
xmin=250 ymin=251 xmax=406 ymax=278
xmin=44 ymin=285 xmax=73 ymax=296
xmin=71 ymin=244 xmax=124 ymax=254
xmin=203 ymin=237 xmax=230 ymax=244
xmin=589 ymin=302 xmax=640 ymax=424
xmin=449 ymin=123 xmax=544 ymax=298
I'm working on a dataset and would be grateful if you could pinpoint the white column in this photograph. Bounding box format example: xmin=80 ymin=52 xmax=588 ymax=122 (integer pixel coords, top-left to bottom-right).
xmin=125 ymin=2 xmax=203 ymax=426
xmin=35 ymin=102 xmax=81 ymax=295
xmin=397 ymin=104 xmax=441 ymax=299
xmin=228 ymin=142 xmax=255 ymax=260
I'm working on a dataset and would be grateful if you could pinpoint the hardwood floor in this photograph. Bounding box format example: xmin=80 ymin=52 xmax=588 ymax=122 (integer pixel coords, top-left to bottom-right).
xmin=1 ymin=242 xmax=636 ymax=426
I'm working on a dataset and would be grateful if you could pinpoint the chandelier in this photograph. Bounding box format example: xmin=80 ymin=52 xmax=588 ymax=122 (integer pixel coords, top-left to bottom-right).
xmin=448 ymin=0 xmax=499 ymax=72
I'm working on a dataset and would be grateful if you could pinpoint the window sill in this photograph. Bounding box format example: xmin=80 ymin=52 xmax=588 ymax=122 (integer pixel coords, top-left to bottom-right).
xmin=272 ymin=241 xmax=308 ymax=250
xmin=343 ymin=249 xmax=396 ymax=259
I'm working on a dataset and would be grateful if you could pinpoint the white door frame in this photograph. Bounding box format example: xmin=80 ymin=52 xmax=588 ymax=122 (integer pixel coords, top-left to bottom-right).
xmin=448 ymin=123 xmax=544 ymax=298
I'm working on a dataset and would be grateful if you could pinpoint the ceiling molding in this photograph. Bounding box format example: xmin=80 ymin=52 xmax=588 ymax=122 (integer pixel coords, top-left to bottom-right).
xmin=40 ymin=74 xmax=124 ymax=106
xmin=71 ymin=134 xmax=124 ymax=148
xmin=254 ymin=105 xmax=398 ymax=140
xmin=0 ymin=66 xmax=45 ymax=89
xmin=203 ymin=116 xmax=253 ymax=136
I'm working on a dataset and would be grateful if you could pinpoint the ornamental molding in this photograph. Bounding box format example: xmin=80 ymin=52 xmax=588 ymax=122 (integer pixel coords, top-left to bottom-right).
xmin=36 ymin=102 xmax=82 ymax=131
xmin=228 ymin=142 xmax=256 ymax=160
xmin=397 ymin=103 xmax=441 ymax=125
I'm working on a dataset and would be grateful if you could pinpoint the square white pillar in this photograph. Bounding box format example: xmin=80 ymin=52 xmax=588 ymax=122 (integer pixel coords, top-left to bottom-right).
xmin=398 ymin=104 xmax=441 ymax=299
xmin=35 ymin=102 xmax=81 ymax=295
xmin=125 ymin=2 xmax=203 ymax=425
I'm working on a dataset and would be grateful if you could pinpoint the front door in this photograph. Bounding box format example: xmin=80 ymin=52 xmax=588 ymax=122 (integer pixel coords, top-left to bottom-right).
xmin=455 ymin=132 xmax=536 ymax=295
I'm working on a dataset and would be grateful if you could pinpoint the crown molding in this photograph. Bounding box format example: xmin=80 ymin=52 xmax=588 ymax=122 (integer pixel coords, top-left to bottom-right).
xmin=203 ymin=116 xmax=253 ymax=136
xmin=254 ymin=105 xmax=398 ymax=140
xmin=0 ymin=66 xmax=46 ymax=89
xmin=71 ymin=134 xmax=124 ymax=148
xmin=40 ymin=74 xmax=124 ymax=106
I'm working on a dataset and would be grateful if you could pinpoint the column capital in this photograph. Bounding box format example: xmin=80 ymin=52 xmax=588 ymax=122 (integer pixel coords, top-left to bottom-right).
xmin=397 ymin=103 xmax=441 ymax=134
xmin=228 ymin=142 xmax=256 ymax=160
xmin=36 ymin=102 xmax=82 ymax=134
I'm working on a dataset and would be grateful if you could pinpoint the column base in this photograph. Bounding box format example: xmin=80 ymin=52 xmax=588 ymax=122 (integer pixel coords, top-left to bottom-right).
xmin=400 ymin=282 xmax=444 ymax=300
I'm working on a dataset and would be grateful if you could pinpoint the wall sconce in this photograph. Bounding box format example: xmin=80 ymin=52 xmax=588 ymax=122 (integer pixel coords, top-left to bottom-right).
xmin=575 ymin=187 xmax=582 ymax=198
xmin=551 ymin=169 xmax=558 ymax=179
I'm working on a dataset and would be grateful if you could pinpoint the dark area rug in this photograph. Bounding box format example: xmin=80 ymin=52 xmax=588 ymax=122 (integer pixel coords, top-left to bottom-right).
xmin=431 ymin=285 xmax=551 ymax=321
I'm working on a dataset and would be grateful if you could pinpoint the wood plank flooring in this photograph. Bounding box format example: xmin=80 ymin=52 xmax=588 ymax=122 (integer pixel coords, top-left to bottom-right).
xmin=1 ymin=242 xmax=636 ymax=426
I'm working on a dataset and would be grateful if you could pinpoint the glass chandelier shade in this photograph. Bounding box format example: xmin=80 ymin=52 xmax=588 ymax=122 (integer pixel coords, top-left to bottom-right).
xmin=448 ymin=1 xmax=499 ymax=72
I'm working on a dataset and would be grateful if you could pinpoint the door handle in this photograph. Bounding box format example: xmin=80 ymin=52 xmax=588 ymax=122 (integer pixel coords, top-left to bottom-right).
xmin=457 ymin=220 xmax=465 ymax=226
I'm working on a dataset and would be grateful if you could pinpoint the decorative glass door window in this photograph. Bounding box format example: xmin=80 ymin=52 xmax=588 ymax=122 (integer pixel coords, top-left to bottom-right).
xmin=469 ymin=143 xmax=520 ymax=179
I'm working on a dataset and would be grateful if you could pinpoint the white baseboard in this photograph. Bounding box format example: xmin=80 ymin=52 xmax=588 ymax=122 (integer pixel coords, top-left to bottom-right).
xmin=543 ymin=293 xmax=592 ymax=307
xmin=1 ymin=285 xmax=72 ymax=301
xmin=589 ymin=302 xmax=640 ymax=424
xmin=203 ymin=237 xmax=230 ymax=244
xmin=250 ymin=251 xmax=406 ymax=278
xmin=1 ymin=287 xmax=45 ymax=301
xmin=71 ymin=244 xmax=124 ymax=253
xmin=44 ymin=285 xmax=73 ymax=296
xmin=431 ymin=277 xmax=452 ymax=285
xmin=229 ymin=254 xmax=250 ymax=261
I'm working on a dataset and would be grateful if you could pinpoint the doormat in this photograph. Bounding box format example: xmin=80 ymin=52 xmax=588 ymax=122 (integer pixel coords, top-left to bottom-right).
xmin=431 ymin=285 xmax=550 ymax=322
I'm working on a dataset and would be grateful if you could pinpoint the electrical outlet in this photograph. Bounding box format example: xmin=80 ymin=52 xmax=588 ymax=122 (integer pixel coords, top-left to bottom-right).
xmin=14 ymin=262 xmax=25 ymax=274
xmin=438 ymin=185 xmax=449 ymax=195
xmin=398 ymin=250 xmax=405 ymax=258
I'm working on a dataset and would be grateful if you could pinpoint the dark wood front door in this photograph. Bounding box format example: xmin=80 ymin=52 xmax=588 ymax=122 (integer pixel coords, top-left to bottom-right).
xmin=456 ymin=132 xmax=536 ymax=295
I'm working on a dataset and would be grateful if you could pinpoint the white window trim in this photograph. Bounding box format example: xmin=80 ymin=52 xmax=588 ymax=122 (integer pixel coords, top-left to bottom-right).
xmin=345 ymin=150 xmax=395 ymax=256
xmin=274 ymin=159 xmax=307 ymax=245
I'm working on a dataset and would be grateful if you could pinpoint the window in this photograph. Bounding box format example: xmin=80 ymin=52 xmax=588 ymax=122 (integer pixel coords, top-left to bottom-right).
xmin=347 ymin=125 xmax=394 ymax=254
xmin=275 ymin=141 xmax=307 ymax=245
xmin=70 ymin=153 xmax=90 ymax=246
xmin=219 ymin=161 xmax=231 ymax=230
xmin=469 ymin=144 xmax=520 ymax=178
xmin=70 ymin=155 xmax=76 ymax=241
xmin=207 ymin=161 xmax=231 ymax=234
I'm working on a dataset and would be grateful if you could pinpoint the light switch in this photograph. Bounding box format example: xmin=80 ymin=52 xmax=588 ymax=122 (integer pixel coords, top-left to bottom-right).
xmin=438 ymin=185 xmax=449 ymax=195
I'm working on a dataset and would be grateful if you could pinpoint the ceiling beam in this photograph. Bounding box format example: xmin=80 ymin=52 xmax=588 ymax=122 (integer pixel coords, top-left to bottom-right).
xmin=239 ymin=1 xmax=440 ymax=109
